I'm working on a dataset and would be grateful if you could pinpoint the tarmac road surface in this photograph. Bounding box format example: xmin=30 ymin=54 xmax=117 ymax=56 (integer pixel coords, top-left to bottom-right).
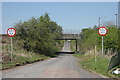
xmin=2 ymin=41 xmax=102 ymax=78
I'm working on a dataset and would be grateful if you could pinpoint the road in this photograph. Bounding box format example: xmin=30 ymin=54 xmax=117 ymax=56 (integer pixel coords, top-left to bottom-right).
xmin=62 ymin=40 xmax=71 ymax=52
xmin=2 ymin=41 xmax=102 ymax=78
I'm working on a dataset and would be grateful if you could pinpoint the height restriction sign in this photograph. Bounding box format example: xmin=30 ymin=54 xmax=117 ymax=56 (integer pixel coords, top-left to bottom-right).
xmin=7 ymin=28 xmax=16 ymax=61
xmin=98 ymin=26 xmax=108 ymax=57
xmin=98 ymin=27 xmax=108 ymax=36
xmin=7 ymin=28 xmax=16 ymax=37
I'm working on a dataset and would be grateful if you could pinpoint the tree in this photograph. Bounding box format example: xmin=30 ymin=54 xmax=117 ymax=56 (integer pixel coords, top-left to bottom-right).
xmin=79 ymin=25 xmax=118 ymax=55
xmin=14 ymin=13 xmax=63 ymax=56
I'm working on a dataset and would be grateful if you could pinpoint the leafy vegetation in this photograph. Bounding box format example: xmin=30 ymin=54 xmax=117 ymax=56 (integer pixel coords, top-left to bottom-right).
xmin=2 ymin=13 xmax=64 ymax=69
xmin=14 ymin=13 xmax=63 ymax=56
xmin=72 ymin=24 xmax=119 ymax=78
xmin=79 ymin=25 xmax=118 ymax=55
xmin=70 ymin=40 xmax=76 ymax=52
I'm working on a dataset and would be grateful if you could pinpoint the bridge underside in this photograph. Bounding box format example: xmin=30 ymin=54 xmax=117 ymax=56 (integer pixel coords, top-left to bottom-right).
xmin=55 ymin=38 xmax=78 ymax=52
xmin=55 ymin=34 xmax=80 ymax=52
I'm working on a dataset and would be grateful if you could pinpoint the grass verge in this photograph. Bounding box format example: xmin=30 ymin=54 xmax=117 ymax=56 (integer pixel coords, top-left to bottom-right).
xmin=2 ymin=50 xmax=49 ymax=70
xmin=73 ymin=53 xmax=110 ymax=77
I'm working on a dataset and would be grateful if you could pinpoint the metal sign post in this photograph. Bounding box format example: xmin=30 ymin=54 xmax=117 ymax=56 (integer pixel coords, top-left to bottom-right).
xmin=98 ymin=27 xmax=108 ymax=57
xmin=10 ymin=37 xmax=13 ymax=61
xmin=102 ymin=36 xmax=104 ymax=56
xmin=7 ymin=28 xmax=16 ymax=62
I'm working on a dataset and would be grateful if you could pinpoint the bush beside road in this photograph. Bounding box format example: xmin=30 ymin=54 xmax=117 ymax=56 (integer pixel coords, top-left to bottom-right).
xmin=1 ymin=13 xmax=63 ymax=70
xmin=71 ymin=25 xmax=120 ymax=79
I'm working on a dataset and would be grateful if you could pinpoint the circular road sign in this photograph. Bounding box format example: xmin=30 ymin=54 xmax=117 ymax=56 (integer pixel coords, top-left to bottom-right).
xmin=7 ymin=28 xmax=16 ymax=37
xmin=98 ymin=27 xmax=108 ymax=36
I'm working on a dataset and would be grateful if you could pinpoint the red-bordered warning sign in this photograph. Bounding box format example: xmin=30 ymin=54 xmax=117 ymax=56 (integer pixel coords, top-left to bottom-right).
xmin=7 ymin=28 xmax=16 ymax=37
xmin=98 ymin=27 xmax=108 ymax=36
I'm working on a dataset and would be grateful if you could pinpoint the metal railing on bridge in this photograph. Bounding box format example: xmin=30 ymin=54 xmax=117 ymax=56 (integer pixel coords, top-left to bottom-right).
xmin=56 ymin=29 xmax=81 ymax=40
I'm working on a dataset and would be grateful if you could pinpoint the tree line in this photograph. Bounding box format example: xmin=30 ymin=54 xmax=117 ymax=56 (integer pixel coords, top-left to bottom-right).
xmin=79 ymin=25 xmax=119 ymax=56
xmin=14 ymin=13 xmax=63 ymax=56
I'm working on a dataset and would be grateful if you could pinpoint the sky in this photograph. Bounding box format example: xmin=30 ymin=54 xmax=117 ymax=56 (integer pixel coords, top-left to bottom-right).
xmin=0 ymin=2 xmax=2 ymax=34
xmin=118 ymin=2 xmax=120 ymax=27
xmin=1 ymin=0 xmax=120 ymax=2
xmin=1 ymin=2 xmax=118 ymax=34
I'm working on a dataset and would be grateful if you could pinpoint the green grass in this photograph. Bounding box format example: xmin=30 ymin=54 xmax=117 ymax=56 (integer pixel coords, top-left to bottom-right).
xmin=74 ymin=53 xmax=110 ymax=77
xmin=2 ymin=44 xmax=59 ymax=70
xmin=70 ymin=40 xmax=76 ymax=52
xmin=2 ymin=52 xmax=49 ymax=70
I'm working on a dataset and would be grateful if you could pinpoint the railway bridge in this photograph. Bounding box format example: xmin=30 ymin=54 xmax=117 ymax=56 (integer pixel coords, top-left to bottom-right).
xmin=55 ymin=29 xmax=81 ymax=52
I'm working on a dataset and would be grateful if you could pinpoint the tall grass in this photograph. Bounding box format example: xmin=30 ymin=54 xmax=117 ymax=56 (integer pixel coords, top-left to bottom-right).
xmin=2 ymin=49 xmax=49 ymax=70
xmin=74 ymin=53 xmax=110 ymax=77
